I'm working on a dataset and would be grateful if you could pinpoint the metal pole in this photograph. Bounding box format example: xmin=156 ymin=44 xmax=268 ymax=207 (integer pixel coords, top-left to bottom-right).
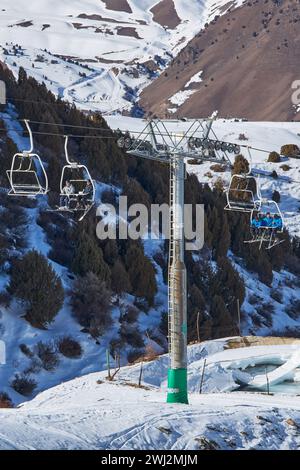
xmin=199 ymin=358 xmax=207 ymax=394
xmin=167 ymin=154 xmax=188 ymax=404
xmin=237 ymin=298 xmax=241 ymax=337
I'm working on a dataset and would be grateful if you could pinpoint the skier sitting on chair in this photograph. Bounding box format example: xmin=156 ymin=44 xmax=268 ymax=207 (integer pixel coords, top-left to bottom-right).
xmin=77 ymin=180 xmax=93 ymax=209
xmin=60 ymin=180 xmax=75 ymax=208
xmin=251 ymin=214 xmax=261 ymax=237
xmin=261 ymin=212 xmax=273 ymax=228
xmin=272 ymin=214 xmax=283 ymax=231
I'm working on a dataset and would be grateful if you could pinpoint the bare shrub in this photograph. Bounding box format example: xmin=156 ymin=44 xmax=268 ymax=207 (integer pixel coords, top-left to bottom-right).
xmin=10 ymin=374 xmax=37 ymax=397
xmin=285 ymin=299 xmax=300 ymax=320
xmin=121 ymin=323 xmax=145 ymax=349
xmin=127 ymin=349 xmax=145 ymax=364
xmin=248 ymin=294 xmax=261 ymax=305
xmin=19 ymin=343 xmax=34 ymax=358
xmin=210 ymin=164 xmax=226 ymax=172
xmin=270 ymin=289 xmax=283 ymax=304
xmin=0 ymin=392 xmax=13 ymax=408
xmin=281 ymin=144 xmax=300 ymax=158
xmin=35 ymin=341 xmax=60 ymax=371
xmin=121 ymin=305 xmax=139 ymax=324
xmin=267 ymin=151 xmax=280 ymax=163
xmin=57 ymin=336 xmax=83 ymax=359
xmin=280 ymin=164 xmax=291 ymax=171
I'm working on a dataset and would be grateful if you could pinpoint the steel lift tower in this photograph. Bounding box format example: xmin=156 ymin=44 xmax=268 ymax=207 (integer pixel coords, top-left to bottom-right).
xmin=118 ymin=115 xmax=228 ymax=404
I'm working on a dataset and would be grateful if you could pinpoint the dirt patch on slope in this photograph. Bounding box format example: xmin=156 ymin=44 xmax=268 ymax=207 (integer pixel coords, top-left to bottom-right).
xmin=117 ymin=27 xmax=141 ymax=39
xmin=150 ymin=0 xmax=181 ymax=29
xmin=102 ymin=0 xmax=132 ymax=14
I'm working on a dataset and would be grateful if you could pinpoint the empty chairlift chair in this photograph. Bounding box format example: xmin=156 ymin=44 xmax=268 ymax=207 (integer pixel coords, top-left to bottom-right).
xmin=225 ymin=174 xmax=261 ymax=212
xmin=58 ymin=136 xmax=95 ymax=221
xmin=6 ymin=120 xmax=48 ymax=196
xmin=225 ymin=150 xmax=261 ymax=213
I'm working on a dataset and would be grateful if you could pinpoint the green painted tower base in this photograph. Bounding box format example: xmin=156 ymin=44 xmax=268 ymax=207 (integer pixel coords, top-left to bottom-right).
xmin=167 ymin=368 xmax=188 ymax=404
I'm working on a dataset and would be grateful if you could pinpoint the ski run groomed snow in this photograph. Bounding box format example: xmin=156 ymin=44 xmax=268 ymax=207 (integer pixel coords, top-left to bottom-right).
xmin=0 ymin=339 xmax=300 ymax=450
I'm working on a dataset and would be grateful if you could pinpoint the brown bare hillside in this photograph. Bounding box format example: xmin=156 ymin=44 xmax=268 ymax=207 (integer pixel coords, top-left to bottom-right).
xmin=102 ymin=0 xmax=132 ymax=14
xmin=150 ymin=0 xmax=181 ymax=29
xmin=139 ymin=0 xmax=300 ymax=121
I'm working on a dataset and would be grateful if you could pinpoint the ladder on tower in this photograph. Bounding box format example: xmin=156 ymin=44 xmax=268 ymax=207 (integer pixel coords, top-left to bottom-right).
xmin=168 ymin=158 xmax=176 ymax=359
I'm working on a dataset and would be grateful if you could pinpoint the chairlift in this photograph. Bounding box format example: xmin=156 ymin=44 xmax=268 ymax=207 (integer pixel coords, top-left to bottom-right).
xmin=51 ymin=136 xmax=95 ymax=221
xmin=6 ymin=120 xmax=48 ymax=197
xmin=245 ymin=200 xmax=285 ymax=250
xmin=225 ymin=148 xmax=261 ymax=213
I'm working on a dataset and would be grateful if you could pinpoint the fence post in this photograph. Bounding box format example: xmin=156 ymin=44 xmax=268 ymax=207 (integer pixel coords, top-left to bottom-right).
xmin=265 ymin=366 xmax=270 ymax=395
xmin=106 ymin=349 xmax=111 ymax=380
xmin=199 ymin=358 xmax=207 ymax=394
xmin=138 ymin=360 xmax=144 ymax=387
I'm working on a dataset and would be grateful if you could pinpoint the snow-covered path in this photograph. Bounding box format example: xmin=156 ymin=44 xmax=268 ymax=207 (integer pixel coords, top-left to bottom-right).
xmin=0 ymin=373 xmax=300 ymax=450
xmin=1 ymin=341 xmax=300 ymax=450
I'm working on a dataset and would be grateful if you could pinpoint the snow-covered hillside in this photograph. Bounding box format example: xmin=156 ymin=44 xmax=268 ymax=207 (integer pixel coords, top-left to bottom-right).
xmin=0 ymin=0 xmax=242 ymax=114
xmin=1 ymin=339 xmax=300 ymax=450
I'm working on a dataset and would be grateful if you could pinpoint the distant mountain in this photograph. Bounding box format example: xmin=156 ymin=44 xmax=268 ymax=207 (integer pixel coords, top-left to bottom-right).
xmin=0 ymin=0 xmax=236 ymax=114
xmin=139 ymin=0 xmax=300 ymax=120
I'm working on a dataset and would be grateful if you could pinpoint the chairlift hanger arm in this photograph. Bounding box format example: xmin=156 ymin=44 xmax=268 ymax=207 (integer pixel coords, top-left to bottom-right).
xmin=23 ymin=119 xmax=34 ymax=154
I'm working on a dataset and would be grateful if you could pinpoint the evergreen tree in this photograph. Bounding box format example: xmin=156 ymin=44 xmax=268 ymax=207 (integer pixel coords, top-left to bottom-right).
xmin=124 ymin=242 xmax=157 ymax=307
xmin=211 ymin=257 xmax=245 ymax=318
xmin=210 ymin=295 xmax=236 ymax=339
xmin=111 ymin=260 xmax=131 ymax=295
xmin=8 ymin=250 xmax=64 ymax=328
xmin=71 ymin=230 xmax=110 ymax=284
xmin=71 ymin=272 xmax=112 ymax=337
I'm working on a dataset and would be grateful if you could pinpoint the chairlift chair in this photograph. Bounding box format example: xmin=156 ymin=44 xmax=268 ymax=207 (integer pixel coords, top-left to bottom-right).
xmin=245 ymin=200 xmax=285 ymax=250
xmin=6 ymin=120 xmax=49 ymax=197
xmin=224 ymin=148 xmax=261 ymax=213
xmin=225 ymin=174 xmax=261 ymax=212
xmin=56 ymin=136 xmax=96 ymax=221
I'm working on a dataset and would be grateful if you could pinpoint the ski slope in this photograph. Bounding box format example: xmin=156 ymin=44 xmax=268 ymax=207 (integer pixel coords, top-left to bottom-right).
xmin=0 ymin=340 xmax=300 ymax=450
xmin=0 ymin=0 xmax=243 ymax=114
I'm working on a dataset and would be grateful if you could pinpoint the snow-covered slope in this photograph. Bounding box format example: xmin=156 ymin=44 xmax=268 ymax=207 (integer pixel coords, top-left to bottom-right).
xmin=1 ymin=340 xmax=300 ymax=450
xmin=0 ymin=0 xmax=242 ymax=114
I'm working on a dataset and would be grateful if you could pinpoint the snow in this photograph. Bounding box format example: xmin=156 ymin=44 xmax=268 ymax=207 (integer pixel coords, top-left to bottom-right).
xmin=168 ymin=89 xmax=197 ymax=107
xmin=185 ymin=70 xmax=203 ymax=88
xmin=248 ymin=348 xmax=300 ymax=389
xmin=0 ymin=340 xmax=300 ymax=449
xmin=0 ymin=0 xmax=242 ymax=114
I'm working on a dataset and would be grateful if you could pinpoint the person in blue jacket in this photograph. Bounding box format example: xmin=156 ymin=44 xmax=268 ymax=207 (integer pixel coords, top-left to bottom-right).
xmin=261 ymin=212 xmax=274 ymax=228
xmin=272 ymin=214 xmax=283 ymax=231
xmin=251 ymin=213 xmax=261 ymax=237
